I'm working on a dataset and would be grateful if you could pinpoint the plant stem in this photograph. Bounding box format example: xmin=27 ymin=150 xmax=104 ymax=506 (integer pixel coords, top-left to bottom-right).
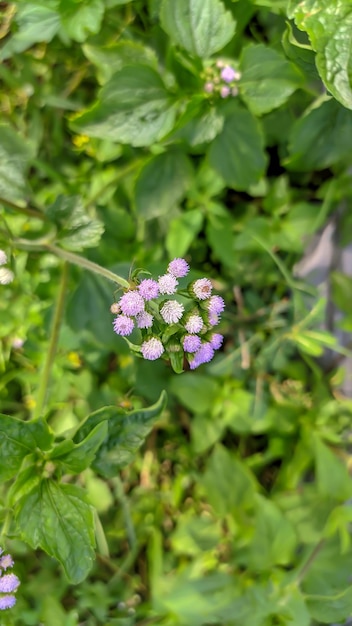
xmin=33 ymin=262 xmax=69 ymax=420
xmin=13 ymin=238 xmax=131 ymax=289
xmin=114 ymin=475 xmax=137 ymax=550
xmin=295 ymin=539 xmax=325 ymax=586
xmin=0 ymin=197 xmax=47 ymax=221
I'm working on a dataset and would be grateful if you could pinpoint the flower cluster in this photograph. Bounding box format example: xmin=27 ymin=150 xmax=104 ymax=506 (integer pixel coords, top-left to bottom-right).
xmin=111 ymin=258 xmax=225 ymax=371
xmin=203 ymin=60 xmax=241 ymax=99
xmin=0 ymin=250 xmax=14 ymax=285
xmin=0 ymin=549 xmax=20 ymax=610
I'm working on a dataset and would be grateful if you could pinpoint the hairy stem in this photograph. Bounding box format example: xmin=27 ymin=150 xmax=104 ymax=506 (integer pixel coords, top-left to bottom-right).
xmin=33 ymin=262 xmax=69 ymax=420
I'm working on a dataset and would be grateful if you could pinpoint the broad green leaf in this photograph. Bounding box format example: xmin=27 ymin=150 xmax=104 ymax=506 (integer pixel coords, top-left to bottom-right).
xmin=0 ymin=415 xmax=53 ymax=481
xmin=0 ymin=4 xmax=60 ymax=61
xmin=46 ymin=195 xmax=104 ymax=250
xmin=74 ymin=392 xmax=167 ymax=477
xmin=15 ymin=480 xmax=95 ymax=583
xmin=201 ymin=444 xmax=257 ymax=515
xmin=0 ymin=125 xmax=30 ymax=204
xmin=171 ymin=99 xmax=225 ymax=146
xmin=305 ymin=587 xmax=352 ymax=624
xmin=208 ymin=104 xmax=267 ymax=190
xmin=134 ymin=149 xmax=193 ymax=219
xmin=49 ymin=422 xmax=108 ymax=473
xmin=240 ymin=44 xmax=303 ymax=115
xmin=206 ymin=203 xmax=235 ymax=267
xmin=235 ymin=495 xmax=297 ymax=570
xmin=58 ymin=0 xmax=105 ymax=42
xmin=170 ymin=373 xmax=221 ymax=414
xmin=83 ymin=41 xmax=158 ymax=83
xmin=282 ymin=22 xmax=319 ymax=81
xmin=166 ymin=209 xmax=204 ymax=258
xmin=287 ymin=97 xmax=352 ymax=171
xmin=71 ymin=65 xmax=177 ymax=147
xmin=314 ymin=436 xmax=352 ymax=501
xmin=288 ymin=0 xmax=352 ymax=110
xmin=160 ymin=0 xmax=236 ymax=58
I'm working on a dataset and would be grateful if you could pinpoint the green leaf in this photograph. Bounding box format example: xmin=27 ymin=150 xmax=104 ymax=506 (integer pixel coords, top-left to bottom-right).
xmin=287 ymin=97 xmax=352 ymax=171
xmin=171 ymin=99 xmax=225 ymax=146
xmin=0 ymin=415 xmax=53 ymax=481
xmin=208 ymin=104 xmax=267 ymax=190
xmin=305 ymin=587 xmax=352 ymax=623
xmin=134 ymin=149 xmax=193 ymax=219
xmin=71 ymin=65 xmax=177 ymax=147
xmin=288 ymin=0 xmax=352 ymax=110
xmin=160 ymin=0 xmax=236 ymax=58
xmin=206 ymin=203 xmax=235 ymax=267
xmin=46 ymin=195 xmax=104 ymax=250
xmin=331 ymin=271 xmax=352 ymax=313
xmin=58 ymin=0 xmax=105 ymax=42
xmin=166 ymin=209 xmax=204 ymax=258
xmin=0 ymin=125 xmax=30 ymax=204
xmin=83 ymin=41 xmax=158 ymax=84
xmin=50 ymin=422 xmax=108 ymax=473
xmin=170 ymin=373 xmax=221 ymax=414
xmin=239 ymin=43 xmax=303 ymax=115
xmin=201 ymin=444 xmax=257 ymax=515
xmin=15 ymin=480 xmax=95 ymax=583
xmin=314 ymin=436 xmax=352 ymax=501
xmin=0 ymin=3 xmax=60 ymax=61
xmin=74 ymin=392 xmax=167 ymax=477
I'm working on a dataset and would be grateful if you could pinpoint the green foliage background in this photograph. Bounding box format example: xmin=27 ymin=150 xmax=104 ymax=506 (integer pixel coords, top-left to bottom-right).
xmin=1 ymin=0 xmax=352 ymax=624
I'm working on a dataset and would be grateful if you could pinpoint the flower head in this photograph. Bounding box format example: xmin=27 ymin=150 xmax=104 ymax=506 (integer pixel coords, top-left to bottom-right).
xmin=220 ymin=86 xmax=230 ymax=98
xmin=204 ymin=81 xmax=214 ymax=93
xmin=209 ymin=333 xmax=223 ymax=350
xmin=119 ymin=290 xmax=145 ymax=316
xmin=184 ymin=314 xmax=204 ymax=334
xmin=0 ymin=555 xmax=14 ymax=571
xmin=0 ymin=251 xmax=7 ymax=266
xmin=221 ymin=66 xmax=237 ymax=83
xmin=168 ymin=258 xmax=190 ymax=278
xmin=0 ymin=574 xmax=20 ymax=594
xmin=113 ymin=315 xmax=134 ymax=336
xmin=189 ymin=342 xmax=215 ymax=369
xmin=136 ymin=311 xmax=154 ymax=329
xmin=110 ymin=302 xmax=121 ymax=314
xmin=192 ymin=278 xmax=212 ymax=300
xmin=158 ymin=273 xmax=178 ymax=295
xmin=0 ymin=268 xmax=14 ymax=285
xmin=208 ymin=312 xmax=219 ymax=326
xmin=141 ymin=337 xmax=164 ymax=361
xmin=0 ymin=595 xmax=16 ymax=610
xmin=138 ymin=279 xmax=159 ymax=301
xmin=208 ymin=295 xmax=225 ymax=315
xmin=182 ymin=334 xmax=202 ymax=353
xmin=160 ymin=300 xmax=184 ymax=324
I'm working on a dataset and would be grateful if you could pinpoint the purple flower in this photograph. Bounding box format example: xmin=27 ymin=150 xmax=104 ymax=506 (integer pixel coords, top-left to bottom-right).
xmin=208 ymin=312 xmax=219 ymax=326
xmin=119 ymin=290 xmax=145 ymax=316
xmin=168 ymin=258 xmax=190 ymax=278
xmin=220 ymin=86 xmax=230 ymax=98
xmin=184 ymin=314 xmax=204 ymax=334
xmin=138 ymin=279 xmax=159 ymax=301
xmin=158 ymin=274 xmax=178 ymax=295
xmin=208 ymin=295 xmax=225 ymax=314
xmin=141 ymin=337 xmax=164 ymax=361
xmin=209 ymin=333 xmax=223 ymax=350
xmin=0 ymin=555 xmax=14 ymax=570
xmin=113 ymin=315 xmax=134 ymax=336
xmin=0 ymin=574 xmax=20 ymax=593
xmin=189 ymin=342 xmax=215 ymax=369
xmin=204 ymin=82 xmax=214 ymax=93
xmin=182 ymin=335 xmax=202 ymax=353
xmin=0 ymin=595 xmax=16 ymax=610
xmin=160 ymin=300 xmax=184 ymax=324
xmin=192 ymin=278 xmax=212 ymax=300
xmin=221 ymin=66 xmax=237 ymax=83
xmin=136 ymin=311 xmax=154 ymax=329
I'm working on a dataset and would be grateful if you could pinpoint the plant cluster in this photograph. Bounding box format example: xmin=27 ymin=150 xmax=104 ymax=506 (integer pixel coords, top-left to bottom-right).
xmin=1 ymin=0 xmax=352 ymax=625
